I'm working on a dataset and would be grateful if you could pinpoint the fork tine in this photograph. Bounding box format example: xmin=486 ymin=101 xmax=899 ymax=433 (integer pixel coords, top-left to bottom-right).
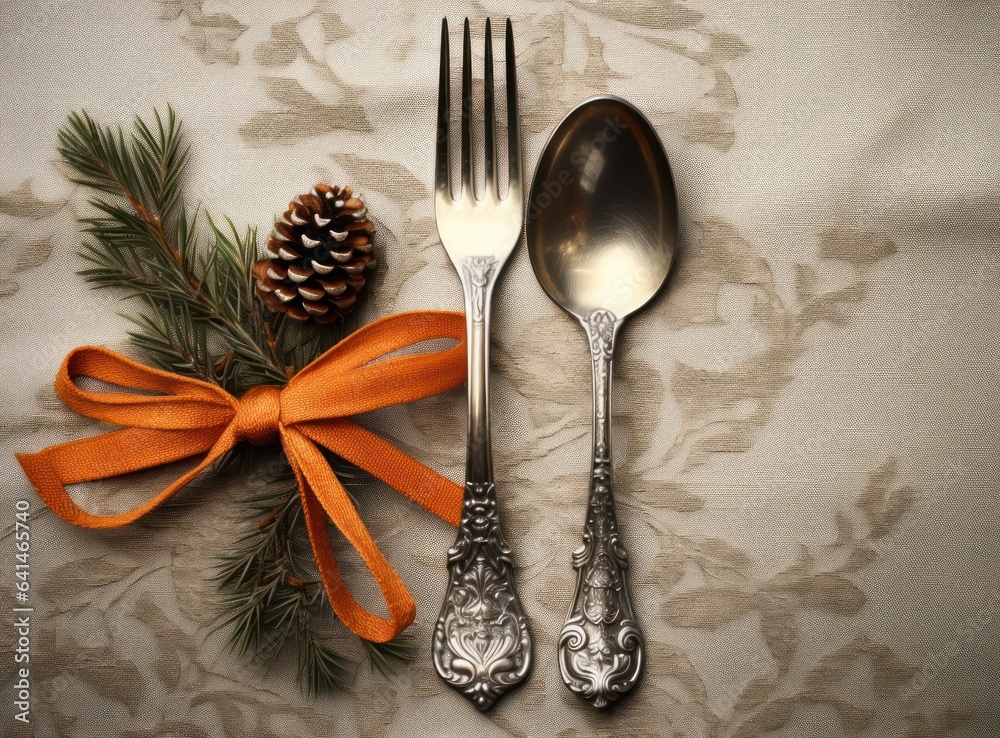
xmin=436 ymin=18 xmax=451 ymax=202
xmin=460 ymin=18 xmax=474 ymax=200
xmin=484 ymin=18 xmax=497 ymax=198
xmin=505 ymin=18 xmax=522 ymax=204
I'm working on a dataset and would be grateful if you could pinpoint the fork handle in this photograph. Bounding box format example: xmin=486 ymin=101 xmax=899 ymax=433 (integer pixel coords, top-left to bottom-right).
xmin=458 ymin=256 xmax=496 ymax=480
xmin=559 ymin=309 xmax=645 ymax=707
xmin=432 ymin=255 xmax=532 ymax=711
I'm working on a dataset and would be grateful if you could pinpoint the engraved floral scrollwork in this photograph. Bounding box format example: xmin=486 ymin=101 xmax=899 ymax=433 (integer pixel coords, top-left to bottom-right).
xmin=559 ymin=455 xmax=644 ymax=707
xmin=587 ymin=308 xmax=616 ymax=361
xmin=461 ymin=256 xmax=497 ymax=324
xmin=587 ymin=308 xmax=616 ymax=434
xmin=433 ymin=481 xmax=531 ymax=711
xmin=559 ymin=308 xmax=643 ymax=707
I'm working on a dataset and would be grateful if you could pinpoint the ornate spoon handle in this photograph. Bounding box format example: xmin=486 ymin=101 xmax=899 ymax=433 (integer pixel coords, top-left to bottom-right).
xmin=432 ymin=259 xmax=531 ymax=711
xmin=558 ymin=308 xmax=645 ymax=708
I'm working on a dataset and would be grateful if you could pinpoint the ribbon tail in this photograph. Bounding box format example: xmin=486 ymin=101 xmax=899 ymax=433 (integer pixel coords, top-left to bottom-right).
xmin=16 ymin=426 xmax=236 ymax=529
xmin=298 ymin=419 xmax=463 ymax=526
xmin=283 ymin=427 xmax=416 ymax=643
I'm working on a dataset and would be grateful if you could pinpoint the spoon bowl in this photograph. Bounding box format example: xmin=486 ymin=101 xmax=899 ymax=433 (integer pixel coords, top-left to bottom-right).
xmin=526 ymin=96 xmax=678 ymax=708
xmin=528 ymin=95 xmax=677 ymax=322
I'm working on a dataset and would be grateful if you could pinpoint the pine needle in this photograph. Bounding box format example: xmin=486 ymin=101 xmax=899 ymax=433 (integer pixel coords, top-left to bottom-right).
xmin=302 ymin=630 xmax=355 ymax=695
xmin=209 ymin=457 xmax=361 ymax=694
xmin=58 ymin=107 xmax=287 ymax=391
xmin=364 ymin=634 xmax=418 ymax=678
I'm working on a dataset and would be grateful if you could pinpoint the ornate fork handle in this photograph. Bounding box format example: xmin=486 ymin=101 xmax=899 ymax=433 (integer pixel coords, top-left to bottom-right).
xmin=433 ymin=480 xmax=531 ymax=710
xmin=558 ymin=309 xmax=645 ymax=708
xmin=432 ymin=258 xmax=532 ymax=711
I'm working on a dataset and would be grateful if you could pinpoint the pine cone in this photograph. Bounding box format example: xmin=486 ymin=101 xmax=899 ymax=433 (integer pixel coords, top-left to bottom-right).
xmin=253 ymin=184 xmax=376 ymax=324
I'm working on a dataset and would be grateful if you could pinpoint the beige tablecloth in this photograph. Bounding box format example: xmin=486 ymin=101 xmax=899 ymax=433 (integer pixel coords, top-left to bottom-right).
xmin=2 ymin=2 xmax=998 ymax=736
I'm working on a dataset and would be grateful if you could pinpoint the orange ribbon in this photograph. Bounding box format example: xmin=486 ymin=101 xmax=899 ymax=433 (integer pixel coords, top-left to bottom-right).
xmin=16 ymin=310 xmax=467 ymax=643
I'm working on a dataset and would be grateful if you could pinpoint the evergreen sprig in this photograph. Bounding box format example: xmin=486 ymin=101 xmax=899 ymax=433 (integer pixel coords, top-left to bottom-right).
xmin=212 ymin=455 xmax=415 ymax=693
xmin=59 ymin=108 xmax=288 ymax=391
xmin=57 ymin=107 xmax=412 ymax=695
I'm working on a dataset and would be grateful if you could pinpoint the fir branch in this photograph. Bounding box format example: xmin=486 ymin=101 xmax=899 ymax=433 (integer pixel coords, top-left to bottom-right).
xmin=59 ymin=109 xmax=189 ymax=275
xmin=302 ymin=630 xmax=354 ymax=695
xmin=59 ymin=107 xmax=411 ymax=696
xmin=58 ymin=108 xmax=287 ymax=390
xmin=211 ymin=457 xmax=366 ymax=695
xmin=280 ymin=315 xmax=352 ymax=372
xmin=364 ymin=635 xmax=418 ymax=679
xmin=211 ymin=452 xmax=415 ymax=695
xmin=122 ymin=301 xmax=213 ymax=382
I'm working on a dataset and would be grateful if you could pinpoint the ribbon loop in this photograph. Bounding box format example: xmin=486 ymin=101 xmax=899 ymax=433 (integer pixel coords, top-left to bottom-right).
xmin=16 ymin=310 xmax=468 ymax=642
xmin=233 ymin=385 xmax=281 ymax=446
xmin=56 ymin=346 xmax=236 ymax=430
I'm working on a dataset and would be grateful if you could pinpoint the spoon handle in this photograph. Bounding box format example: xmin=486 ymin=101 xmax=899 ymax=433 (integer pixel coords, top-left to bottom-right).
xmin=559 ymin=308 xmax=645 ymax=708
xmin=432 ymin=258 xmax=532 ymax=711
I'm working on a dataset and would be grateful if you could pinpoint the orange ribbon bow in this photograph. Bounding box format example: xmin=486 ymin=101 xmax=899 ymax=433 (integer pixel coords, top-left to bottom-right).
xmin=16 ymin=310 xmax=467 ymax=643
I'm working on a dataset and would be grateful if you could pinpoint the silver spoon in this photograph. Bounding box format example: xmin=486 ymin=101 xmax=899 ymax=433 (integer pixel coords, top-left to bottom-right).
xmin=526 ymin=96 xmax=678 ymax=707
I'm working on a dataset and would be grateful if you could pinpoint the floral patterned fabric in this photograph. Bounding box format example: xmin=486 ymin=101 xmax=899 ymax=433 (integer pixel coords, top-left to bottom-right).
xmin=1 ymin=2 xmax=997 ymax=736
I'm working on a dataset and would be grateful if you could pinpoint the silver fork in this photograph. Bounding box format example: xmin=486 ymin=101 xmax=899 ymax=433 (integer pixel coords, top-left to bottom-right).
xmin=430 ymin=17 xmax=532 ymax=711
